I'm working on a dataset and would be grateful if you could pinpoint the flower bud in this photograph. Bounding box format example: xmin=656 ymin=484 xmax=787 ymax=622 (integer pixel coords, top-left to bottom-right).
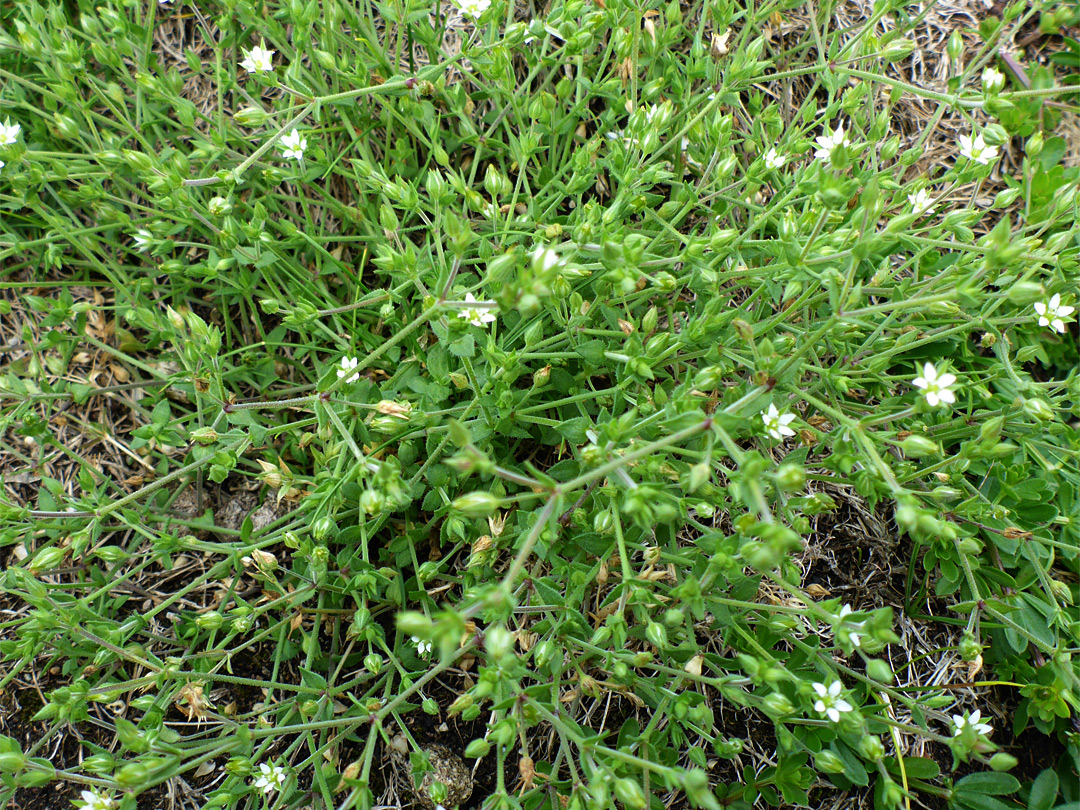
xmin=115 ymin=763 xmax=150 ymax=788
xmin=613 ymin=778 xmax=647 ymax=810
xmin=190 ymin=427 xmax=219 ymax=446
xmin=982 ymin=66 xmax=1006 ymax=94
xmin=989 ymin=753 xmax=1019 ymax=771
xmin=814 ymin=750 xmax=846 ymax=774
xmin=359 ymin=489 xmax=387 ymax=515
xmin=447 ymin=694 xmax=474 ymax=715
xmin=882 ymin=38 xmax=915 ymax=61
xmin=958 ymin=632 xmax=982 ymax=662
xmin=0 ymin=753 xmax=26 ymax=773
xmin=483 ymin=164 xmax=512 ymax=198
xmin=645 ymin=622 xmax=667 ymax=649
xmin=584 ymin=508 xmax=613 ymax=535
xmin=30 ymin=547 xmax=66 ymax=573
xmin=311 ymin=516 xmax=335 ymax=541
xmin=709 ymin=229 xmax=738 ymax=250
xmin=930 ymin=486 xmax=962 ymax=502
xmin=946 ymin=30 xmax=963 ymax=63
xmin=899 ymin=435 xmax=940 ymax=458
xmin=234 ymin=106 xmax=268 ymax=127
xmin=452 ymin=491 xmax=501 ymax=517
xmin=1022 ymin=398 xmax=1054 ymax=422
xmin=416 ymin=561 xmax=440 ymax=584
xmin=532 ymin=639 xmax=558 ymax=669
xmin=364 ymin=654 xmax=382 ymax=675
xmin=195 ymin=611 xmax=223 ymax=630
xmin=688 ymin=462 xmax=710 ymax=493
xmin=859 ymin=735 xmax=886 ymax=761
xmin=1026 ymin=131 xmax=1043 ymax=158
xmin=484 ymin=625 xmax=516 ymax=660
xmin=761 ymin=692 xmax=795 ymax=717
xmin=866 ymin=658 xmax=894 ymax=684
xmin=396 ymin=611 xmax=432 ymax=637
xmin=882 ymin=779 xmax=905 ymax=809
xmin=714 ymin=737 xmax=743 ymax=758
xmin=465 ymin=739 xmax=490 ymax=758
xmin=774 ymin=463 xmax=805 ymax=492
xmin=1006 ymin=280 xmax=1045 ymax=305
xmin=694 ymin=365 xmax=725 ymax=390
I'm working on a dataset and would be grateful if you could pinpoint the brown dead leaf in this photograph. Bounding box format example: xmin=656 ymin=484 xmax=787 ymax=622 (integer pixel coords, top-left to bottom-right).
xmin=375 ymin=400 xmax=412 ymax=418
xmin=175 ymin=682 xmax=212 ymax=722
xmin=965 ymin=654 xmax=984 ymax=681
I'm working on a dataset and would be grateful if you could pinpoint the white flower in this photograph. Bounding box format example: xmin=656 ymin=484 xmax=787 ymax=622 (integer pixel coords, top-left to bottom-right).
xmin=604 ymin=129 xmax=640 ymax=149
xmin=253 ymin=762 xmax=288 ymax=794
xmin=280 ymin=129 xmax=307 ymax=161
xmin=1 ymin=159 xmax=6 ymax=170
xmin=241 ymin=42 xmax=276 ymax=73
xmin=952 ymin=709 xmax=993 ymax=737
xmin=982 ymin=66 xmax=1005 ymax=93
xmin=76 ymin=790 xmax=117 ymax=810
xmin=911 ymin=362 xmax=957 ymax=408
xmin=132 ymin=229 xmax=154 ymax=252
xmin=761 ymin=404 xmax=796 ymax=440
xmin=159 ymin=0 xmax=175 ymax=4
xmin=643 ymin=103 xmax=669 ymax=127
xmin=532 ymin=245 xmax=563 ymax=272
xmin=336 ymin=356 xmax=360 ymax=383
xmin=814 ymin=124 xmax=850 ymax=161
xmin=0 ymin=119 xmax=21 ymax=146
xmin=837 ymin=604 xmax=865 ymax=648
xmin=457 ymin=292 xmax=497 ymax=327
xmin=454 ymin=0 xmax=491 ymax=19
xmin=681 ymin=137 xmax=703 ymax=169
xmin=907 ymin=188 xmax=936 ymax=215
xmin=412 ymin=636 xmax=432 ymax=656
xmin=812 ymin=681 xmax=854 ymax=723
xmin=958 ymin=132 xmax=999 ymax=165
xmin=1034 ymin=294 xmax=1074 ymax=334
xmin=764 ymin=148 xmax=786 ymax=170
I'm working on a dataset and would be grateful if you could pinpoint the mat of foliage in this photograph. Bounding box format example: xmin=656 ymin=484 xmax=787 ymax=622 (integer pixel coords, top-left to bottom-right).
xmin=0 ymin=0 xmax=1078 ymax=809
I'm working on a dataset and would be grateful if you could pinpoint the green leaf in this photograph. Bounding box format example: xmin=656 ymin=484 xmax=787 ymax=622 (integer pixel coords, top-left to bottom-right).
xmin=1004 ymin=596 xmax=1055 ymax=652
xmin=449 ymin=334 xmax=475 ymax=358
xmin=447 ymin=418 xmax=470 ymax=447
xmin=151 ymin=398 xmax=171 ymax=426
xmin=1027 ymin=769 xmax=1058 ymax=810
xmin=14 ymin=758 xmax=54 ymax=787
xmin=555 ymin=417 xmax=591 ymax=444
xmin=299 ymin=667 xmax=328 ymax=691
xmin=834 ymin=743 xmax=869 ymax=787
xmin=617 ymin=717 xmax=640 ymax=749
xmin=575 ymin=339 xmax=607 ymax=365
xmin=885 ymin=756 xmax=939 ymax=780
xmin=71 ymin=383 xmax=95 ymax=405
xmin=955 ymin=772 xmax=1021 ymax=796
xmin=249 ymin=423 xmax=268 ymax=447
xmin=114 ymin=717 xmax=150 ymax=753
xmin=225 ymin=408 xmax=255 ymax=426
xmin=953 ymin=794 xmax=1016 ymax=810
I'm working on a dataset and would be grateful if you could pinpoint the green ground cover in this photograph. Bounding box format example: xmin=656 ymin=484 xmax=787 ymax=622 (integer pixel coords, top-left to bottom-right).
xmin=0 ymin=0 xmax=1078 ymax=809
